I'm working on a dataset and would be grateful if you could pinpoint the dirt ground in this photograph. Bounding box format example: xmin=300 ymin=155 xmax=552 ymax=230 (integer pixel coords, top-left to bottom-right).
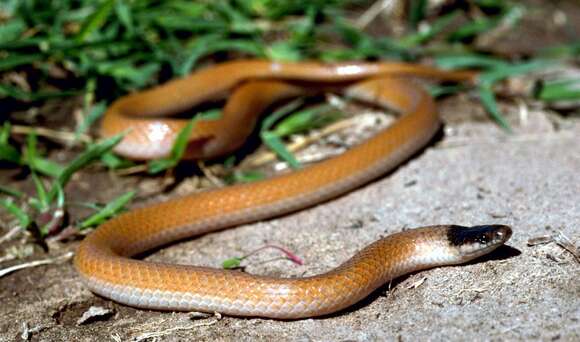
xmin=1 ymin=1 xmax=580 ymax=341
xmin=1 ymin=92 xmax=579 ymax=341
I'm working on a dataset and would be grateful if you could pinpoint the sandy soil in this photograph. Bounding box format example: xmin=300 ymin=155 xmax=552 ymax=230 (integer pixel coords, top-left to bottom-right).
xmin=0 ymin=93 xmax=578 ymax=341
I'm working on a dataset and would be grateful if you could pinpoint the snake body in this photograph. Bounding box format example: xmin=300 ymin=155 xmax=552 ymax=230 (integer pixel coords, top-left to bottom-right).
xmin=74 ymin=60 xmax=512 ymax=318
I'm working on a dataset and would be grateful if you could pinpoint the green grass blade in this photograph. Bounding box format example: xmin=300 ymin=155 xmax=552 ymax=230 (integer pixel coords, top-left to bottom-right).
xmin=258 ymin=99 xmax=305 ymax=169
xmin=260 ymin=131 xmax=301 ymax=169
xmin=0 ymin=122 xmax=20 ymax=163
xmin=535 ymin=78 xmax=580 ymax=101
xmin=100 ymin=152 xmax=134 ymax=170
xmin=38 ymin=182 xmax=66 ymax=236
xmin=0 ymin=121 xmax=10 ymax=144
xmin=0 ymin=83 xmax=80 ymax=101
xmin=148 ymin=117 xmax=197 ymax=174
xmin=25 ymin=131 xmax=38 ymax=164
xmin=0 ymin=198 xmax=30 ymax=228
xmin=31 ymin=172 xmax=49 ymax=211
xmin=114 ymin=0 xmax=134 ymax=34
xmin=266 ymin=41 xmax=303 ymax=61
xmin=479 ymin=60 xmax=552 ymax=85
xmin=272 ymin=105 xmax=342 ymax=138
xmin=478 ymin=85 xmax=512 ymax=132
xmin=50 ymin=133 xmax=124 ymax=200
xmin=0 ymin=18 xmax=26 ymax=44
xmin=75 ymin=0 xmax=115 ymax=42
xmin=400 ymin=11 xmax=459 ymax=47
xmin=428 ymin=84 xmax=468 ymax=98
xmin=323 ymin=19 xmax=409 ymax=61
xmin=225 ymin=170 xmax=266 ymax=184
xmin=167 ymin=117 xmax=198 ymax=157
xmin=24 ymin=132 xmax=63 ymax=177
xmin=222 ymin=257 xmax=243 ymax=269
xmin=96 ymin=60 xmax=161 ymax=89
xmin=0 ymin=54 xmax=44 ymax=72
xmin=435 ymin=54 xmax=508 ymax=70
xmin=29 ymin=158 xmax=64 ymax=178
xmin=475 ymin=60 xmax=553 ymax=131
xmin=80 ymin=190 xmax=135 ymax=229
xmin=538 ymin=42 xmax=580 ymax=59
xmin=178 ymin=37 xmax=263 ymax=76
xmin=0 ymin=143 xmax=20 ymax=163
xmin=447 ymin=16 xmax=501 ymax=42
xmin=75 ymin=100 xmax=107 ymax=138
xmin=260 ymin=99 xmax=304 ymax=132
xmin=54 ymin=182 xmax=65 ymax=210
xmin=409 ymin=0 xmax=427 ymax=29
xmin=0 ymin=185 xmax=23 ymax=198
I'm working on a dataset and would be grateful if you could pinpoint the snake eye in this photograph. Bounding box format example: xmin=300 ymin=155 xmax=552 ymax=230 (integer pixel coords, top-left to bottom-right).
xmin=490 ymin=225 xmax=512 ymax=244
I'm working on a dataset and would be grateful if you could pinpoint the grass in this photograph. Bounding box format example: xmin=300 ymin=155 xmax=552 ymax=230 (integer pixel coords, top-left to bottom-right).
xmin=0 ymin=0 xmax=578 ymax=239
xmin=0 ymin=130 xmax=129 ymax=236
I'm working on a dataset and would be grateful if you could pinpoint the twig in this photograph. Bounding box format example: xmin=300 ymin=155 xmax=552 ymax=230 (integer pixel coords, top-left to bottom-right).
xmin=527 ymin=231 xmax=579 ymax=264
xmin=197 ymin=161 xmax=225 ymax=188
xmin=553 ymin=231 xmax=579 ymax=264
xmin=11 ymin=125 xmax=92 ymax=144
xmin=0 ymin=226 xmax=22 ymax=244
xmin=406 ymin=276 xmax=427 ymax=289
xmin=242 ymin=116 xmax=361 ymax=168
xmin=245 ymin=244 xmax=304 ymax=265
xmin=133 ymin=313 xmax=221 ymax=341
xmin=355 ymin=0 xmax=397 ymax=29
xmin=114 ymin=164 xmax=148 ymax=176
xmin=527 ymin=235 xmax=552 ymax=246
xmin=0 ymin=251 xmax=74 ymax=278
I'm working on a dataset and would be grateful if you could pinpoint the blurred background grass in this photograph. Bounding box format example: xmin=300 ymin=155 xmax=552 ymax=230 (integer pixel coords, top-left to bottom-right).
xmin=3 ymin=0 xmax=576 ymax=101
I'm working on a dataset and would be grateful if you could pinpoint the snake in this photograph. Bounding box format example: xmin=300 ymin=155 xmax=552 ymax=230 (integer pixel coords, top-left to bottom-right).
xmin=74 ymin=60 xmax=513 ymax=319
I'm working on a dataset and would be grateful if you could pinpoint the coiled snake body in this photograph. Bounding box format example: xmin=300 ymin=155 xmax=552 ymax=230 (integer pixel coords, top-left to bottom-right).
xmin=74 ymin=60 xmax=512 ymax=318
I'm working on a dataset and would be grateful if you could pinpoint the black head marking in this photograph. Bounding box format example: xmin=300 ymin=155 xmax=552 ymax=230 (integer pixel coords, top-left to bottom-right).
xmin=447 ymin=225 xmax=512 ymax=246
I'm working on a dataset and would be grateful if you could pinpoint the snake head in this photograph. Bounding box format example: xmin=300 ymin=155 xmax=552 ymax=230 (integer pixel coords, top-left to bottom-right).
xmin=447 ymin=225 xmax=512 ymax=260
